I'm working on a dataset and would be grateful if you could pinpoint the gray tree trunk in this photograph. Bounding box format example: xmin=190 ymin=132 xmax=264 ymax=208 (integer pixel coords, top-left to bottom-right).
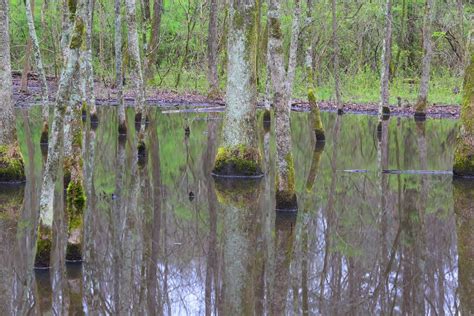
xmin=20 ymin=0 xmax=34 ymax=93
xmin=25 ymin=0 xmax=50 ymax=121
xmin=115 ymin=0 xmax=126 ymax=133
xmin=414 ymin=0 xmax=434 ymax=117
xmin=81 ymin=0 xmax=97 ymax=118
xmin=267 ymin=0 xmax=299 ymax=209
xmin=125 ymin=0 xmax=146 ymax=132
xmin=379 ymin=0 xmax=392 ymax=117
xmin=212 ymin=0 xmax=262 ymax=177
xmin=332 ymin=0 xmax=342 ymax=111
xmin=207 ymin=0 xmax=219 ymax=98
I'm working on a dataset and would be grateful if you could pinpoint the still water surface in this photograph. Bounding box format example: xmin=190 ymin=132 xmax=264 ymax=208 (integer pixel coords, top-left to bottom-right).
xmin=0 ymin=106 xmax=472 ymax=315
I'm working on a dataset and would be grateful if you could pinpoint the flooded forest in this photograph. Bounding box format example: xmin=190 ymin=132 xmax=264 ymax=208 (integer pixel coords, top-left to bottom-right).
xmin=0 ymin=0 xmax=473 ymax=315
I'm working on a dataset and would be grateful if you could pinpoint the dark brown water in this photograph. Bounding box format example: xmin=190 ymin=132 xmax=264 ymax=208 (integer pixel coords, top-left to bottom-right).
xmin=1 ymin=106 xmax=473 ymax=315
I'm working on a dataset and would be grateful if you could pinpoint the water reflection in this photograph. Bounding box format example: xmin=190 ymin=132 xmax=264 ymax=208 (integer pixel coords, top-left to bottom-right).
xmin=1 ymin=107 xmax=471 ymax=314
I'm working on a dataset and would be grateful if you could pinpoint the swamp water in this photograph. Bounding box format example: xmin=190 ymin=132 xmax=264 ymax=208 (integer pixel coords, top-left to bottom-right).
xmin=0 ymin=105 xmax=472 ymax=315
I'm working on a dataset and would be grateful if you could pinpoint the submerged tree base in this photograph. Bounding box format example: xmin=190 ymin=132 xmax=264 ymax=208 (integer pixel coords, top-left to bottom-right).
xmin=453 ymin=137 xmax=474 ymax=178
xmin=0 ymin=145 xmax=26 ymax=182
xmin=213 ymin=145 xmax=263 ymax=177
xmin=275 ymin=189 xmax=298 ymax=211
xmin=414 ymin=112 xmax=427 ymax=121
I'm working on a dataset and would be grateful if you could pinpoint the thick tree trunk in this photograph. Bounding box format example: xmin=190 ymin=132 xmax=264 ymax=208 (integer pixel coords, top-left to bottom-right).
xmin=453 ymin=45 xmax=474 ymax=177
xmin=268 ymin=0 xmax=299 ymax=209
xmin=414 ymin=0 xmax=434 ymax=118
xmin=25 ymin=0 xmax=50 ymax=121
xmin=212 ymin=0 xmax=262 ymax=177
xmin=124 ymin=0 xmax=146 ymax=132
xmin=115 ymin=0 xmax=126 ymax=134
xmin=331 ymin=0 xmax=342 ymax=111
xmin=144 ymin=0 xmax=163 ymax=80
xmin=207 ymin=0 xmax=219 ymax=98
xmin=0 ymin=0 xmax=25 ymax=182
xmin=379 ymin=0 xmax=392 ymax=117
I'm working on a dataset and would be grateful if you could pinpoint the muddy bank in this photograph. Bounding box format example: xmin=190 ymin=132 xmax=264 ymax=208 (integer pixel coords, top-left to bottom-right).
xmin=12 ymin=73 xmax=460 ymax=119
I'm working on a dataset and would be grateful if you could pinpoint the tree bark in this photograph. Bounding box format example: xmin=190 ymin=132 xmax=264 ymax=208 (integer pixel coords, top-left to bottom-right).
xmin=379 ymin=0 xmax=392 ymax=117
xmin=81 ymin=0 xmax=97 ymax=119
xmin=25 ymin=0 xmax=50 ymax=121
xmin=212 ymin=0 xmax=262 ymax=177
xmin=414 ymin=0 xmax=434 ymax=117
xmin=207 ymin=0 xmax=219 ymax=98
xmin=115 ymin=0 xmax=126 ymax=133
xmin=20 ymin=0 xmax=34 ymax=93
xmin=267 ymin=0 xmax=300 ymax=209
xmin=144 ymin=0 xmax=163 ymax=80
xmin=453 ymin=37 xmax=474 ymax=177
xmin=125 ymin=0 xmax=146 ymax=132
xmin=331 ymin=0 xmax=342 ymax=111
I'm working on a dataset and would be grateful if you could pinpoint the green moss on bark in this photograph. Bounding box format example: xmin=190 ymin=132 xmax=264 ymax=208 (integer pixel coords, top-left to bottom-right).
xmin=308 ymin=89 xmax=325 ymax=141
xmin=0 ymin=145 xmax=26 ymax=182
xmin=453 ymin=138 xmax=474 ymax=177
xmin=67 ymin=179 xmax=86 ymax=213
xmin=69 ymin=17 xmax=85 ymax=49
xmin=213 ymin=145 xmax=262 ymax=177
xmin=35 ymin=225 xmax=52 ymax=268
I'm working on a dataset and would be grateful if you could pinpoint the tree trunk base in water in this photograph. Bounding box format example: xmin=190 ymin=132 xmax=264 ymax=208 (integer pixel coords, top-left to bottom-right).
xmin=34 ymin=225 xmax=52 ymax=269
xmin=0 ymin=145 xmax=26 ymax=183
xmin=40 ymin=122 xmax=49 ymax=145
xmin=275 ymin=190 xmax=298 ymax=211
xmin=453 ymin=136 xmax=474 ymax=178
xmin=414 ymin=112 xmax=427 ymax=121
xmin=382 ymin=106 xmax=391 ymax=117
xmin=337 ymin=108 xmax=344 ymax=115
xmin=213 ymin=145 xmax=263 ymax=178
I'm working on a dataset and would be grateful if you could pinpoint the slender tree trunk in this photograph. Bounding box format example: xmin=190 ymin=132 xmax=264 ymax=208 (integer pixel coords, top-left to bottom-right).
xmin=379 ymin=0 xmax=392 ymax=117
xmin=115 ymin=0 xmax=126 ymax=134
xmin=81 ymin=0 xmax=97 ymax=120
xmin=207 ymin=0 xmax=219 ymax=98
xmin=414 ymin=0 xmax=434 ymax=118
xmin=0 ymin=0 xmax=25 ymax=182
xmin=20 ymin=0 xmax=34 ymax=93
xmin=144 ymin=0 xmax=163 ymax=80
xmin=268 ymin=0 xmax=300 ymax=209
xmin=124 ymin=0 xmax=146 ymax=133
xmin=305 ymin=0 xmax=324 ymax=140
xmin=212 ymin=0 xmax=262 ymax=177
xmin=331 ymin=0 xmax=342 ymax=112
xmin=453 ymin=37 xmax=474 ymax=177
xmin=25 ymin=0 xmax=50 ymax=121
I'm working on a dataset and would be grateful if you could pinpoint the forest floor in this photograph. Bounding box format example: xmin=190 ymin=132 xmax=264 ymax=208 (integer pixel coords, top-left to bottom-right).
xmin=13 ymin=73 xmax=460 ymax=119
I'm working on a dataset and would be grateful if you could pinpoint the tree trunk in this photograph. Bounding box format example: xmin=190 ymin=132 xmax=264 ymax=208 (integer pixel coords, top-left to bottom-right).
xmin=305 ymin=0 xmax=324 ymax=140
xmin=332 ymin=0 xmax=342 ymax=111
xmin=207 ymin=0 xmax=219 ymax=98
xmin=212 ymin=0 xmax=262 ymax=177
xmin=453 ymin=43 xmax=474 ymax=177
xmin=20 ymin=0 xmax=34 ymax=93
xmin=124 ymin=0 xmax=146 ymax=132
xmin=267 ymin=0 xmax=299 ymax=210
xmin=379 ymin=0 xmax=392 ymax=117
xmin=414 ymin=0 xmax=434 ymax=118
xmin=81 ymin=0 xmax=97 ymax=120
xmin=115 ymin=0 xmax=126 ymax=134
xmin=25 ymin=0 xmax=50 ymax=121
xmin=0 ymin=0 xmax=25 ymax=182
xmin=144 ymin=0 xmax=163 ymax=80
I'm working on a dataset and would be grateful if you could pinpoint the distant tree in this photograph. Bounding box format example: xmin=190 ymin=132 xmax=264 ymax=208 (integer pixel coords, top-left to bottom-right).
xmin=115 ymin=0 xmax=126 ymax=134
xmin=414 ymin=0 xmax=434 ymax=119
xmin=0 ymin=0 xmax=25 ymax=182
xmin=207 ymin=0 xmax=219 ymax=98
xmin=212 ymin=0 xmax=262 ymax=177
xmin=332 ymin=0 xmax=342 ymax=112
xmin=453 ymin=33 xmax=473 ymax=177
xmin=144 ymin=0 xmax=163 ymax=80
xmin=379 ymin=0 xmax=392 ymax=118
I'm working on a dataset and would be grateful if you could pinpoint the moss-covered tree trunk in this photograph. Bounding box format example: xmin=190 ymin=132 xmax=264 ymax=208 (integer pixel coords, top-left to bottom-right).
xmin=453 ymin=48 xmax=474 ymax=177
xmin=414 ymin=0 xmax=434 ymax=118
xmin=212 ymin=0 xmax=262 ymax=177
xmin=454 ymin=180 xmax=474 ymax=314
xmin=24 ymin=0 xmax=49 ymax=122
xmin=0 ymin=0 xmax=25 ymax=183
xmin=124 ymin=0 xmax=146 ymax=133
xmin=268 ymin=0 xmax=299 ymax=210
xmin=379 ymin=0 xmax=392 ymax=118
xmin=37 ymin=0 xmax=86 ymax=266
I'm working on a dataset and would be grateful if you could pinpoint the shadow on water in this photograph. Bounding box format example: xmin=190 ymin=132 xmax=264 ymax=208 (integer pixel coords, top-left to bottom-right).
xmin=2 ymin=106 xmax=473 ymax=314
